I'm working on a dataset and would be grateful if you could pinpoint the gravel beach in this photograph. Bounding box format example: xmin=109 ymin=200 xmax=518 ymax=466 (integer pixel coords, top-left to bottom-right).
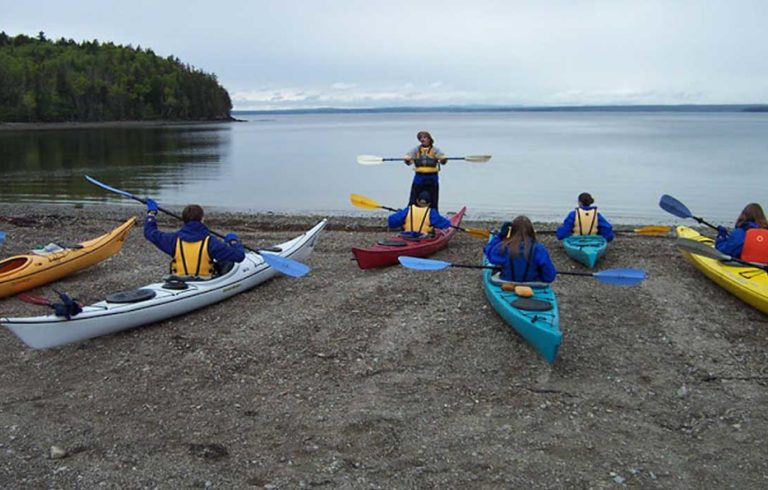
xmin=1 ymin=203 xmax=766 ymax=488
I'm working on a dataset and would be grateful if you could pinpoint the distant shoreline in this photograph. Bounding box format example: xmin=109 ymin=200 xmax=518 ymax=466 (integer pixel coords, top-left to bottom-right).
xmin=2 ymin=106 xmax=766 ymax=129
xmin=234 ymin=104 xmax=768 ymax=115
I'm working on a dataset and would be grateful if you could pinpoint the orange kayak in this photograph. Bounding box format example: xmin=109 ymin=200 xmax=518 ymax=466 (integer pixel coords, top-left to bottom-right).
xmin=0 ymin=217 xmax=136 ymax=298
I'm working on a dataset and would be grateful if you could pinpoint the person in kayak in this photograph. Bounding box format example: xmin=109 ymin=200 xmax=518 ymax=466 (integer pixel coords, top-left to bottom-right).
xmin=555 ymin=192 xmax=615 ymax=241
xmin=485 ymin=215 xmax=557 ymax=283
xmin=403 ymin=130 xmax=448 ymax=211
xmin=144 ymin=199 xmax=246 ymax=278
xmin=387 ymin=191 xmax=451 ymax=238
xmin=715 ymin=203 xmax=768 ymax=262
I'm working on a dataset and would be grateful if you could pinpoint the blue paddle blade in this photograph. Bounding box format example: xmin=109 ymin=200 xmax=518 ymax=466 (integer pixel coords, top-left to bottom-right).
xmin=398 ymin=256 xmax=452 ymax=271
xmin=659 ymin=194 xmax=692 ymax=219
xmin=85 ymin=175 xmax=139 ymax=200
xmin=0 ymin=230 xmax=5 ymax=246
xmin=593 ymin=268 xmax=647 ymax=287
xmin=259 ymin=251 xmax=310 ymax=278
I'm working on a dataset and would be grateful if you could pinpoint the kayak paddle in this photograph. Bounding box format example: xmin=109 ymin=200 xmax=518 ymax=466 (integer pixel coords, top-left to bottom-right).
xmin=676 ymin=238 xmax=768 ymax=272
xmin=356 ymin=154 xmax=492 ymax=165
xmin=397 ymin=256 xmax=647 ymax=286
xmin=349 ymin=193 xmax=490 ymax=239
xmin=84 ymin=175 xmax=310 ymax=278
xmin=659 ymin=195 xmax=719 ymax=230
xmin=0 ymin=230 xmax=5 ymax=247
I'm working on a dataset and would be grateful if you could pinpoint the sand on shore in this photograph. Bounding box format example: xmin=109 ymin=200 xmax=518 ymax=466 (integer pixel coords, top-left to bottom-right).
xmin=1 ymin=203 xmax=766 ymax=488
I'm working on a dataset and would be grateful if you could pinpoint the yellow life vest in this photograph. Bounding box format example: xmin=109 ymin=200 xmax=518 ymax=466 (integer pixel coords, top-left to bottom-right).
xmin=404 ymin=205 xmax=432 ymax=234
xmin=171 ymin=236 xmax=214 ymax=278
xmin=413 ymin=147 xmax=442 ymax=174
xmin=572 ymin=208 xmax=598 ymax=235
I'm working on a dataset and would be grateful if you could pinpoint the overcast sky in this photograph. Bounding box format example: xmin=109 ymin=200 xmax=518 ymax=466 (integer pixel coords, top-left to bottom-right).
xmin=4 ymin=0 xmax=767 ymax=110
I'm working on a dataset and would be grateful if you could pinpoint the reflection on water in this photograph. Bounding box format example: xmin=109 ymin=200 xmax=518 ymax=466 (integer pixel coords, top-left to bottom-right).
xmin=0 ymin=124 xmax=230 ymax=204
xmin=1 ymin=113 xmax=767 ymax=225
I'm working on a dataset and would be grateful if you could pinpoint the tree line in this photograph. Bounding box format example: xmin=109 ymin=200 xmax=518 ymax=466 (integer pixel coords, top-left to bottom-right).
xmin=0 ymin=32 xmax=232 ymax=122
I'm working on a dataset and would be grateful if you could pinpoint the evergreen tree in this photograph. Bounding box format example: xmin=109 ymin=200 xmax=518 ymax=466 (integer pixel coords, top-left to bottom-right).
xmin=0 ymin=32 xmax=233 ymax=122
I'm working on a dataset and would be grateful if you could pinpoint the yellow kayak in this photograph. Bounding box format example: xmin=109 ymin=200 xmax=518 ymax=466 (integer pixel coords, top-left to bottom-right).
xmin=0 ymin=217 xmax=136 ymax=298
xmin=676 ymin=225 xmax=768 ymax=314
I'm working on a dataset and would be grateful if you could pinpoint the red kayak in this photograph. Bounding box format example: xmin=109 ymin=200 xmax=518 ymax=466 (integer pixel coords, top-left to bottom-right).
xmin=352 ymin=207 xmax=467 ymax=269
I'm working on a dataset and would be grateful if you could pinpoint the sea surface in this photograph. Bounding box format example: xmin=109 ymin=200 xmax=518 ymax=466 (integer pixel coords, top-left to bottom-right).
xmin=1 ymin=111 xmax=766 ymax=225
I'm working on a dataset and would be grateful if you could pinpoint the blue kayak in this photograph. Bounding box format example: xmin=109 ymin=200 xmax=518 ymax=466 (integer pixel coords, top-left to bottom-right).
xmin=482 ymin=269 xmax=562 ymax=364
xmin=562 ymin=235 xmax=607 ymax=269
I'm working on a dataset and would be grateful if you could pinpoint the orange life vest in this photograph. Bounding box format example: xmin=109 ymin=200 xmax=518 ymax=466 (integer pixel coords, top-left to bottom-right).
xmin=572 ymin=208 xmax=598 ymax=235
xmin=404 ymin=205 xmax=432 ymax=234
xmin=171 ymin=236 xmax=214 ymax=278
xmin=741 ymin=228 xmax=768 ymax=263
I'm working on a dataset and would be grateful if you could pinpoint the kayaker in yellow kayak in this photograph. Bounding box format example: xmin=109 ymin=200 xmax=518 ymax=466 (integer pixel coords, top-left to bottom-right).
xmin=715 ymin=203 xmax=768 ymax=263
xmin=403 ymin=130 xmax=448 ymax=211
xmin=484 ymin=216 xmax=557 ymax=283
xmin=555 ymin=192 xmax=615 ymax=241
xmin=387 ymin=191 xmax=451 ymax=239
xmin=144 ymin=199 xmax=246 ymax=278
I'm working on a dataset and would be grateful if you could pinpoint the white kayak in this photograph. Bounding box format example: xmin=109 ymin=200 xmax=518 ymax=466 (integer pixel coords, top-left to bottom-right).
xmin=2 ymin=219 xmax=327 ymax=349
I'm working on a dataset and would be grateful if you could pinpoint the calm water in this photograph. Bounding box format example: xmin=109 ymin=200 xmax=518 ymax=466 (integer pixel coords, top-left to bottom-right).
xmin=1 ymin=112 xmax=767 ymax=225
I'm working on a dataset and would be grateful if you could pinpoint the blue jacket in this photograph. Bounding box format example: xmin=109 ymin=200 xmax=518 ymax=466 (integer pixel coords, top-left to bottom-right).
xmin=144 ymin=217 xmax=246 ymax=263
xmin=715 ymin=221 xmax=760 ymax=258
xmin=484 ymin=235 xmax=557 ymax=283
xmin=412 ymin=172 xmax=439 ymax=185
xmin=556 ymin=207 xmax=615 ymax=241
xmin=387 ymin=206 xmax=452 ymax=231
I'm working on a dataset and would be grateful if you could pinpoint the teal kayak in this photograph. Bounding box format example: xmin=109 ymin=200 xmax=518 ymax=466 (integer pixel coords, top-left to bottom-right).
xmin=563 ymin=235 xmax=607 ymax=269
xmin=482 ymin=269 xmax=561 ymax=364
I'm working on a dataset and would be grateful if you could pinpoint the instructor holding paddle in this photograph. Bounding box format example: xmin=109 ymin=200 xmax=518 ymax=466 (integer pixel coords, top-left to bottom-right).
xmin=404 ymin=130 xmax=448 ymax=211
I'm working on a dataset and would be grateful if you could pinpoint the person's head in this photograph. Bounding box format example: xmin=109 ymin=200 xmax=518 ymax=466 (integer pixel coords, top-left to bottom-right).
xmin=502 ymin=215 xmax=537 ymax=258
xmin=416 ymin=130 xmax=434 ymax=147
xmin=736 ymin=203 xmax=768 ymax=228
xmin=182 ymin=204 xmax=205 ymax=223
xmin=416 ymin=191 xmax=431 ymax=207
xmin=578 ymin=192 xmax=594 ymax=207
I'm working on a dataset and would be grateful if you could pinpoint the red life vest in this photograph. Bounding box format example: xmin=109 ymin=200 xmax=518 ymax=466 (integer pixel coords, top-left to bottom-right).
xmin=741 ymin=228 xmax=768 ymax=263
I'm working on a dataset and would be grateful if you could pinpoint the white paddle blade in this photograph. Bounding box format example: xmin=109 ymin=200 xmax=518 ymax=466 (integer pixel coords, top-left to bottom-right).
xmin=356 ymin=155 xmax=385 ymax=165
xmin=463 ymin=155 xmax=492 ymax=163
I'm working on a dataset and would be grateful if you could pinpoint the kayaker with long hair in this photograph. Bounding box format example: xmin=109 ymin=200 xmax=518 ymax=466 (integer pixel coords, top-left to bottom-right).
xmin=144 ymin=199 xmax=245 ymax=278
xmin=403 ymin=130 xmax=448 ymax=211
xmin=716 ymin=203 xmax=768 ymax=262
xmin=387 ymin=191 xmax=451 ymax=238
xmin=484 ymin=215 xmax=557 ymax=283
xmin=555 ymin=192 xmax=615 ymax=242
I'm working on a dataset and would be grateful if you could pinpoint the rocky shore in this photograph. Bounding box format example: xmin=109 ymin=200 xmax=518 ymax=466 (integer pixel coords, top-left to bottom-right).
xmin=1 ymin=203 xmax=766 ymax=488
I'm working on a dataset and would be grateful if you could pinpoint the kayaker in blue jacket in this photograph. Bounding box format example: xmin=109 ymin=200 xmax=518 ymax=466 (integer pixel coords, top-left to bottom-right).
xmin=485 ymin=215 xmax=557 ymax=283
xmin=387 ymin=191 xmax=452 ymax=238
xmin=144 ymin=199 xmax=245 ymax=278
xmin=715 ymin=203 xmax=768 ymax=262
xmin=404 ymin=130 xmax=448 ymax=211
xmin=555 ymin=192 xmax=615 ymax=242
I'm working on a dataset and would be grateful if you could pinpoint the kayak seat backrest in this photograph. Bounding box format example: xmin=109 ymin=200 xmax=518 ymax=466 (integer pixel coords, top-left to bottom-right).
xmin=0 ymin=257 xmax=30 ymax=275
xmin=106 ymin=288 xmax=157 ymax=304
xmin=510 ymin=298 xmax=553 ymax=312
xmin=378 ymin=239 xmax=408 ymax=247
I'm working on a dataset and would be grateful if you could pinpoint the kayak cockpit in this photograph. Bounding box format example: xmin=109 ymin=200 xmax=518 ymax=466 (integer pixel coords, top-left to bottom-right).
xmin=0 ymin=257 xmax=32 ymax=276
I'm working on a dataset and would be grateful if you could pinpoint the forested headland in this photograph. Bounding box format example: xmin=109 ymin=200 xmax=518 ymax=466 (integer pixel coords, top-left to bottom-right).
xmin=0 ymin=32 xmax=232 ymax=122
